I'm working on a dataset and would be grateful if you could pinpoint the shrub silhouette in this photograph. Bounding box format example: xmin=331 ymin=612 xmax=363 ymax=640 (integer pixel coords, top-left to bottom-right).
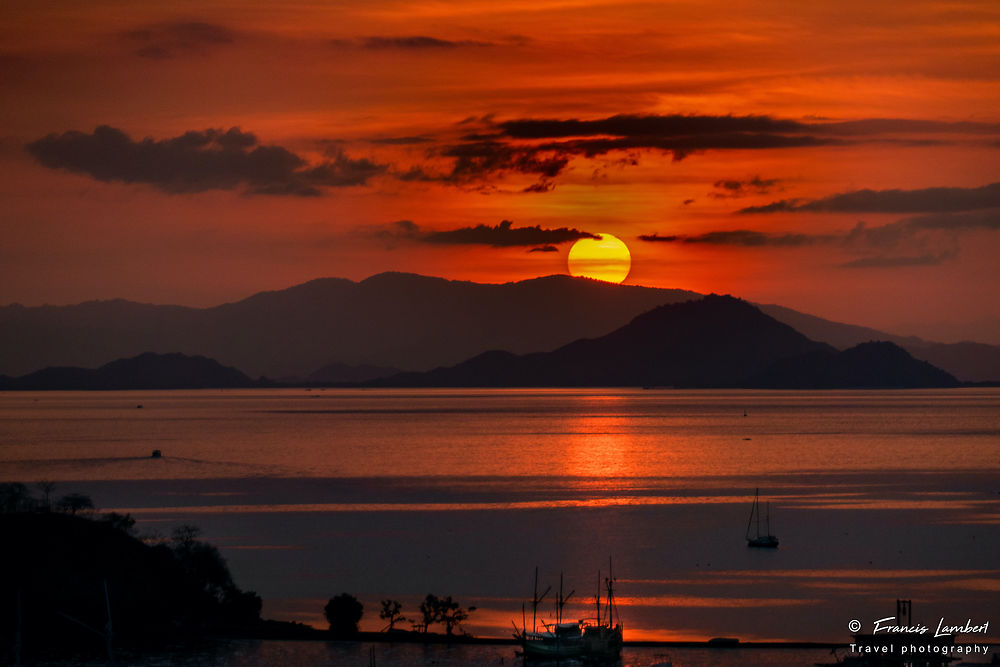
xmin=324 ymin=593 xmax=363 ymax=637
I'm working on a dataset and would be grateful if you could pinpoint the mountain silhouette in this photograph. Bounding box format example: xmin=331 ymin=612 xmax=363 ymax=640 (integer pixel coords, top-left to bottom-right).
xmin=375 ymin=295 xmax=834 ymax=387
xmin=0 ymin=273 xmax=995 ymax=381
xmin=750 ymin=340 xmax=960 ymax=388
xmin=0 ymin=273 xmax=698 ymax=379
xmin=0 ymin=352 xmax=255 ymax=390
xmin=374 ymin=297 xmax=959 ymax=388
xmin=756 ymin=303 xmax=1000 ymax=382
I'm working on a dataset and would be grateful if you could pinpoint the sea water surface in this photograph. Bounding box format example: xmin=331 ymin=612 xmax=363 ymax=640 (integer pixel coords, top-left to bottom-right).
xmin=2 ymin=388 xmax=999 ymax=663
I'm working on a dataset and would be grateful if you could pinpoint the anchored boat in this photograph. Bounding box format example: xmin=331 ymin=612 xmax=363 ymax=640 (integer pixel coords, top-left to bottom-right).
xmin=746 ymin=488 xmax=779 ymax=548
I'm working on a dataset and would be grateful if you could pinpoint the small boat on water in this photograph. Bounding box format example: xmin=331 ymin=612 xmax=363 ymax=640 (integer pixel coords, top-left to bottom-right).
xmin=515 ymin=562 xmax=623 ymax=662
xmin=746 ymin=488 xmax=778 ymax=548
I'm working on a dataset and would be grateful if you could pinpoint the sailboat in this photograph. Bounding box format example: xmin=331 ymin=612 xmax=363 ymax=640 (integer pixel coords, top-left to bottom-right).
xmin=746 ymin=488 xmax=779 ymax=548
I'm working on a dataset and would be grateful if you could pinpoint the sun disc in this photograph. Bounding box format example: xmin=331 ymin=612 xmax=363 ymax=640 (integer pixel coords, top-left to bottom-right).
xmin=567 ymin=233 xmax=631 ymax=284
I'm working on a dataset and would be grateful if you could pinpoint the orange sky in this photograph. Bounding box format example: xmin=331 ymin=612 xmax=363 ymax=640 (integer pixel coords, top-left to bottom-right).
xmin=1 ymin=0 xmax=999 ymax=341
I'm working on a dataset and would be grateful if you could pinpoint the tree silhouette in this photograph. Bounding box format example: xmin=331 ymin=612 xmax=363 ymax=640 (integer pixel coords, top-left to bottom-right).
xmin=324 ymin=593 xmax=363 ymax=637
xmin=36 ymin=480 xmax=56 ymax=510
xmin=171 ymin=524 xmax=201 ymax=548
xmin=56 ymin=492 xmax=94 ymax=514
xmin=416 ymin=594 xmax=475 ymax=636
xmin=101 ymin=511 xmax=136 ymax=535
xmin=379 ymin=598 xmax=406 ymax=631
xmin=0 ymin=482 xmax=31 ymax=512
xmin=438 ymin=595 xmax=476 ymax=636
xmin=418 ymin=593 xmax=441 ymax=633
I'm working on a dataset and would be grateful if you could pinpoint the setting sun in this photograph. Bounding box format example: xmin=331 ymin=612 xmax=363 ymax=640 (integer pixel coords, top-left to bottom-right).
xmin=567 ymin=234 xmax=632 ymax=283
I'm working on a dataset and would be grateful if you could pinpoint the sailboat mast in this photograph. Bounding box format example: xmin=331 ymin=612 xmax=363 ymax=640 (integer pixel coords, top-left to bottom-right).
xmin=558 ymin=571 xmax=563 ymax=625
xmin=596 ymin=569 xmax=601 ymax=624
xmin=607 ymin=556 xmax=617 ymax=626
xmin=766 ymin=501 xmax=771 ymax=536
xmin=756 ymin=489 xmax=761 ymax=537
xmin=532 ymin=566 xmax=538 ymax=633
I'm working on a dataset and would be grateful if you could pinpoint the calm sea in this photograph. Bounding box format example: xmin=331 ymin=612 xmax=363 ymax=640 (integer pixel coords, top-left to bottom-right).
xmin=2 ymin=388 xmax=998 ymax=664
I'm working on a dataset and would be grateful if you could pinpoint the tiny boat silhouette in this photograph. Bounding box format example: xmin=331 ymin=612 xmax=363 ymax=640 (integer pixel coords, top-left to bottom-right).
xmin=746 ymin=488 xmax=778 ymax=548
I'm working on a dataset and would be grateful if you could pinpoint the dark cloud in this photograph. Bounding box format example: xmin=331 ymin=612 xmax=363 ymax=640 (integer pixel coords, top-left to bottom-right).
xmin=844 ymin=212 xmax=1000 ymax=251
xmin=639 ymin=230 xmax=829 ymax=247
xmin=437 ymin=114 xmax=838 ymax=167
xmin=739 ymin=182 xmax=1000 ymax=214
xmin=523 ymin=180 xmax=555 ymax=193
xmin=382 ymin=113 xmax=860 ymax=191
xmin=301 ymin=150 xmax=385 ymax=187
xmin=639 ymin=210 xmax=1000 ymax=267
xmin=528 ymin=245 xmax=559 ymax=253
xmin=817 ymin=118 xmax=1000 ymax=136
xmin=906 ymin=210 xmax=1000 ymax=232
xmin=374 ymin=219 xmax=598 ymax=247
xmin=421 ymin=113 xmax=1000 ymax=191
xmin=424 ymin=220 xmax=598 ymax=246
xmin=840 ymin=252 xmax=954 ymax=269
xmin=124 ymin=21 xmax=234 ymax=59
xmin=426 ymin=120 xmax=825 ymax=187
xmin=709 ymin=175 xmax=782 ymax=199
xmin=499 ymin=114 xmax=809 ymax=139
xmin=441 ymin=141 xmax=570 ymax=181
xmin=394 ymin=166 xmax=440 ymax=182
xmin=26 ymin=125 xmax=385 ymax=196
xmin=372 ymin=219 xmax=423 ymax=247
xmin=360 ymin=36 xmax=493 ymax=49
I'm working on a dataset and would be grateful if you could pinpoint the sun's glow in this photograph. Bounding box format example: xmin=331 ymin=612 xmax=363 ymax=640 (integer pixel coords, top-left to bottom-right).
xmin=567 ymin=233 xmax=632 ymax=283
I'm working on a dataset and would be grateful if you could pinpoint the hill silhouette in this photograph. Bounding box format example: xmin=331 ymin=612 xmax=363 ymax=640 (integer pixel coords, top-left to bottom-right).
xmin=757 ymin=303 xmax=1000 ymax=382
xmin=374 ymin=297 xmax=959 ymax=389
xmin=0 ymin=273 xmax=698 ymax=379
xmin=0 ymin=273 xmax=995 ymax=381
xmin=750 ymin=340 xmax=960 ymax=388
xmin=0 ymin=511 xmax=261 ymax=661
xmin=377 ymin=295 xmax=831 ymax=387
xmin=0 ymin=352 xmax=256 ymax=390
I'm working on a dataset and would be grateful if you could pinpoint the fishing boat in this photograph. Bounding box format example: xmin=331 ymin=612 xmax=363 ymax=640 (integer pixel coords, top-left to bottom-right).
xmin=746 ymin=488 xmax=779 ymax=548
xmin=515 ymin=562 xmax=623 ymax=662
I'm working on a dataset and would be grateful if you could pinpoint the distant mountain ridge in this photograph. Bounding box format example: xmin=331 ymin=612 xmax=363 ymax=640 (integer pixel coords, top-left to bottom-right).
xmin=1 ymin=272 xmax=996 ymax=381
xmin=0 ymin=303 xmax=961 ymax=390
xmin=756 ymin=303 xmax=1000 ymax=382
xmin=0 ymin=273 xmax=699 ymax=379
xmin=0 ymin=352 xmax=256 ymax=390
xmin=374 ymin=296 xmax=959 ymax=389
